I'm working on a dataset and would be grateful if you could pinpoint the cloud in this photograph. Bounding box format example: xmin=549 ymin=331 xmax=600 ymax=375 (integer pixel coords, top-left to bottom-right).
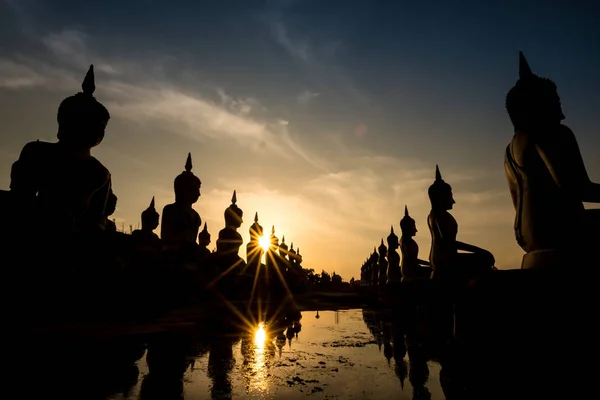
xmin=0 ymin=29 xmax=321 ymax=163
xmin=297 ymin=90 xmax=320 ymax=105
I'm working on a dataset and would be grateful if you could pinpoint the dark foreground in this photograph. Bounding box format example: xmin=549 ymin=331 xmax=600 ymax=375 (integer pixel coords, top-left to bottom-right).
xmin=5 ymin=268 xmax=598 ymax=399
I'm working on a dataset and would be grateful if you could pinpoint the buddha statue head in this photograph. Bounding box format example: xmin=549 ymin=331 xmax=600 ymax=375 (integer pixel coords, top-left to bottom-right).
xmin=400 ymin=205 xmax=417 ymax=237
xmin=506 ymin=51 xmax=564 ymax=131
xmin=249 ymin=212 xmax=263 ymax=242
xmin=224 ymin=190 xmax=243 ymax=229
xmin=141 ymin=196 xmax=159 ymax=231
xmin=105 ymin=190 xmax=117 ymax=217
xmin=174 ymin=153 xmax=201 ymax=205
xmin=428 ymin=165 xmax=455 ymax=211
xmin=387 ymin=226 xmax=399 ymax=249
xmin=57 ymin=65 xmax=110 ymax=149
xmin=378 ymin=238 xmax=387 ymax=256
xmin=198 ymin=222 xmax=211 ymax=247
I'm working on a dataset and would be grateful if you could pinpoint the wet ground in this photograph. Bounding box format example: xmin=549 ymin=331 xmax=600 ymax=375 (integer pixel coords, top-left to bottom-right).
xmin=118 ymin=309 xmax=443 ymax=399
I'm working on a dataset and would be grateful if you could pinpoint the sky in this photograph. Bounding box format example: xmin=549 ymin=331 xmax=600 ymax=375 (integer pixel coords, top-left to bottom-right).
xmin=0 ymin=0 xmax=599 ymax=279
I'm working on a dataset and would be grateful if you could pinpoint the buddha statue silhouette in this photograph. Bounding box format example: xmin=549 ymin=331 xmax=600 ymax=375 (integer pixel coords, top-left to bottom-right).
xmin=377 ymin=239 xmax=388 ymax=286
xmin=216 ymin=190 xmax=244 ymax=257
xmin=132 ymin=197 xmax=160 ymax=241
xmin=245 ymin=212 xmax=264 ymax=275
xmin=161 ymin=153 xmax=202 ymax=248
xmin=400 ymin=205 xmax=430 ymax=282
xmin=386 ymin=227 xmax=402 ymax=285
xmin=505 ymin=52 xmax=600 ymax=268
xmin=9 ymin=65 xmax=112 ymax=233
xmin=427 ymin=165 xmax=495 ymax=283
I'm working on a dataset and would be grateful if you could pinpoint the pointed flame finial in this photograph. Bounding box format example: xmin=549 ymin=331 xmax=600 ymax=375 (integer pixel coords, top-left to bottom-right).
xmin=149 ymin=196 xmax=155 ymax=209
xmin=82 ymin=65 xmax=95 ymax=95
xmin=381 ymin=238 xmax=384 ymax=245
xmin=291 ymin=242 xmax=294 ymax=250
xmin=282 ymin=235 xmax=285 ymax=243
xmin=297 ymin=247 xmax=300 ymax=254
xmin=391 ymin=225 xmax=394 ymax=234
xmin=254 ymin=212 xmax=258 ymax=222
xmin=202 ymin=222 xmax=208 ymax=232
xmin=231 ymin=190 xmax=237 ymax=204
xmin=185 ymin=153 xmax=192 ymax=172
xmin=404 ymin=205 xmax=409 ymax=217
xmin=435 ymin=165 xmax=442 ymax=181
xmin=519 ymin=51 xmax=534 ymax=79
xmin=271 ymin=225 xmax=275 ymax=234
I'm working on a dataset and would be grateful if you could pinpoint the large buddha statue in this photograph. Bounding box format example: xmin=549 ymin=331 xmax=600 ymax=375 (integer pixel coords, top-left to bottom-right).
xmin=505 ymin=52 xmax=600 ymax=268
xmin=9 ymin=65 xmax=112 ymax=234
xmin=368 ymin=247 xmax=379 ymax=286
xmin=160 ymin=153 xmax=202 ymax=248
xmin=386 ymin=227 xmax=402 ymax=285
xmin=400 ymin=206 xmax=431 ymax=282
xmin=427 ymin=165 xmax=495 ymax=283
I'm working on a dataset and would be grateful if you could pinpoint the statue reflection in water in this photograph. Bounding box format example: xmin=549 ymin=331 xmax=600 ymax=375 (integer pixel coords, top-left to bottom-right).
xmin=363 ymin=308 xmax=439 ymax=400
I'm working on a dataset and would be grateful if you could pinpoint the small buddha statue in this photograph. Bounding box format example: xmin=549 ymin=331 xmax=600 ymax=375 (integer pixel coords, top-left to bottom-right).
xmin=104 ymin=189 xmax=117 ymax=233
xmin=378 ymin=239 xmax=388 ymax=286
xmin=386 ymin=226 xmax=402 ymax=285
xmin=400 ymin=205 xmax=431 ymax=282
xmin=427 ymin=165 xmax=495 ymax=282
xmin=197 ymin=222 xmax=212 ymax=267
xmin=288 ymin=242 xmax=297 ymax=271
xmin=131 ymin=197 xmax=161 ymax=271
xmin=160 ymin=153 xmax=202 ymax=248
xmin=216 ymin=190 xmax=244 ymax=257
xmin=245 ymin=212 xmax=264 ymax=276
xmin=279 ymin=236 xmax=289 ymax=266
xmin=369 ymin=248 xmax=379 ymax=286
xmin=296 ymin=247 xmax=303 ymax=269
xmin=132 ymin=197 xmax=160 ymax=242
xmin=9 ymin=64 xmax=112 ymax=234
xmin=505 ymin=52 xmax=600 ymax=267
xmin=265 ymin=226 xmax=280 ymax=286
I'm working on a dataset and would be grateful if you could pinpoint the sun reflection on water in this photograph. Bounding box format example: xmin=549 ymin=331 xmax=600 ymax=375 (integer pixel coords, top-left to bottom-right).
xmin=248 ymin=322 xmax=270 ymax=393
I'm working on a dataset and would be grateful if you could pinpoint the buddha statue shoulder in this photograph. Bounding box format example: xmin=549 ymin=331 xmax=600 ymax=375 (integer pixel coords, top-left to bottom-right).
xmin=10 ymin=65 xmax=111 ymax=233
xmin=161 ymin=153 xmax=202 ymax=247
xmin=505 ymin=52 xmax=600 ymax=261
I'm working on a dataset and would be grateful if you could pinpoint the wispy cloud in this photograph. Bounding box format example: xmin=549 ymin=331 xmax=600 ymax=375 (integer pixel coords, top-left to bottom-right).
xmin=297 ymin=90 xmax=320 ymax=105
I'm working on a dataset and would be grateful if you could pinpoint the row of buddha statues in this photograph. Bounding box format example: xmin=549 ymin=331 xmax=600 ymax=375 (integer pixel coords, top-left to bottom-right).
xmin=2 ymin=49 xmax=599 ymax=282
xmin=360 ymin=50 xmax=599 ymax=280
xmin=361 ymin=165 xmax=497 ymax=288
xmin=0 ymin=65 xmax=308 ymax=302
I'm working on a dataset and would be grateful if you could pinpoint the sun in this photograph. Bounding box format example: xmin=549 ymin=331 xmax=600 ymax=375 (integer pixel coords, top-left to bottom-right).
xmin=259 ymin=235 xmax=270 ymax=251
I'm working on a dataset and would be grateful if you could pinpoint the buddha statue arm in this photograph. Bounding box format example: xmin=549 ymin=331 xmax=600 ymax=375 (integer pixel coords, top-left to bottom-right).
xmin=417 ymin=258 xmax=430 ymax=266
xmin=536 ymin=128 xmax=600 ymax=203
xmin=9 ymin=142 xmax=40 ymax=201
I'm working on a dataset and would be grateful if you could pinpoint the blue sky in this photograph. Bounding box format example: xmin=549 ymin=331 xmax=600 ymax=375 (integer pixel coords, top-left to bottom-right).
xmin=1 ymin=0 xmax=598 ymax=277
